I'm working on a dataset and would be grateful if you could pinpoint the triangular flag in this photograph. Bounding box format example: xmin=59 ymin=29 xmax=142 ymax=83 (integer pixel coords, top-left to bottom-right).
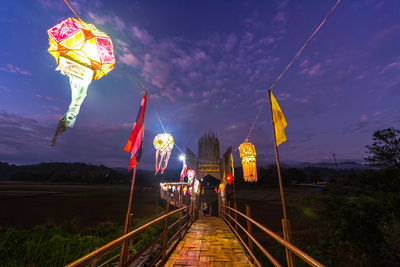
xmin=124 ymin=92 xmax=147 ymax=170
xmin=269 ymin=90 xmax=287 ymax=146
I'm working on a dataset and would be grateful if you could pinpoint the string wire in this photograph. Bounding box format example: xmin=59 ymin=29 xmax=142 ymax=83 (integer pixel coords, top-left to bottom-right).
xmin=243 ymin=0 xmax=342 ymax=143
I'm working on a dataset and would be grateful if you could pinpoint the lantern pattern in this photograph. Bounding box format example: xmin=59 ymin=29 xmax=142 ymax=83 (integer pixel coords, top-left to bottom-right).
xmin=239 ymin=141 xmax=258 ymax=182
xmin=47 ymin=17 xmax=115 ymax=146
xmin=153 ymin=133 xmax=174 ymax=175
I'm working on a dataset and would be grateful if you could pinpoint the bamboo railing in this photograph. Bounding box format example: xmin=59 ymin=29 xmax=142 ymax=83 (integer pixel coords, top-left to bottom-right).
xmin=66 ymin=204 xmax=193 ymax=267
xmin=221 ymin=203 xmax=325 ymax=267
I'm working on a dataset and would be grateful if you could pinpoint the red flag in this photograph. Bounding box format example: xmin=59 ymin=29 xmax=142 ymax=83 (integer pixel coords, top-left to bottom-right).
xmin=180 ymin=162 xmax=187 ymax=182
xmin=124 ymin=92 xmax=147 ymax=170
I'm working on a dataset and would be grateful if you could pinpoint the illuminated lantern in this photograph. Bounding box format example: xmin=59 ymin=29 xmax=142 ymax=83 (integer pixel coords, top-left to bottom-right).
xmin=187 ymin=169 xmax=195 ymax=184
xmin=194 ymin=179 xmax=200 ymax=194
xmin=177 ymin=186 xmax=181 ymax=192
xmin=47 ymin=17 xmax=115 ymax=146
xmin=183 ymin=186 xmax=187 ymax=196
xmin=172 ymin=186 xmax=176 ymax=192
xmin=153 ymin=133 xmax=174 ymax=175
xmin=219 ymin=183 xmax=226 ymax=197
xmin=239 ymin=141 xmax=258 ymax=182
xmin=226 ymin=173 xmax=233 ymax=186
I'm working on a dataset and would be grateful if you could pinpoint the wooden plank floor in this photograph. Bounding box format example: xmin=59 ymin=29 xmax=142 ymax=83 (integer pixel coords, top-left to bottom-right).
xmin=165 ymin=216 xmax=253 ymax=266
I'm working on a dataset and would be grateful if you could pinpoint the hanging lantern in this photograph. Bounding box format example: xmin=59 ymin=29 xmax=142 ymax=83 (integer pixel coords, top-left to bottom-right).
xmin=226 ymin=173 xmax=233 ymax=186
xmin=187 ymin=169 xmax=195 ymax=184
xmin=153 ymin=133 xmax=174 ymax=175
xmin=172 ymin=185 xmax=176 ymax=192
xmin=177 ymin=186 xmax=181 ymax=192
xmin=239 ymin=141 xmax=258 ymax=182
xmin=47 ymin=17 xmax=115 ymax=146
xmin=219 ymin=183 xmax=226 ymax=197
xmin=183 ymin=186 xmax=187 ymax=196
xmin=194 ymin=179 xmax=200 ymax=194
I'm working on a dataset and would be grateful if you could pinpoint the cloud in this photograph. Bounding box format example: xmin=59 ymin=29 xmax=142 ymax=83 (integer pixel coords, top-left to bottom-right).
xmin=87 ymin=11 xmax=108 ymax=25
xmin=1 ymin=64 xmax=31 ymax=75
xmin=118 ymin=53 xmax=141 ymax=67
xmin=274 ymin=11 xmax=287 ymax=22
xmin=132 ymin=26 xmax=153 ymax=45
xmin=277 ymin=93 xmax=291 ymax=101
xmin=361 ymin=114 xmax=368 ymax=121
xmin=225 ymin=34 xmax=237 ymax=51
xmin=380 ymin=59 xmax=400 ymax=73
xmin=300 ymin=63 xmax=323 ymax=77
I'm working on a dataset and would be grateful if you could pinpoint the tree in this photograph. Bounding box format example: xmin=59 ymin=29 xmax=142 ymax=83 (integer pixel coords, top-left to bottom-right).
xmin=365 ymin=128 xmax=400 ymax=168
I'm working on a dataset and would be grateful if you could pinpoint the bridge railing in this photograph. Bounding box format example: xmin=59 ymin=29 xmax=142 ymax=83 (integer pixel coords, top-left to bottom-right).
xmin=221 ymin=204 xmax=325 ymax=267
xmin=66 ymin=204 xmax=193 ymax=267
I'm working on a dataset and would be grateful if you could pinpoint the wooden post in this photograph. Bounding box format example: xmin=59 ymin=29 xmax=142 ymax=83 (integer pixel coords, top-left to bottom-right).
xmin=268 ymin=90 xmax=294 ymax=267
xmin=234 ymin=202 xmax=238 ymax=232
xmin=178 ymin=209 xmax=183 ymax=239
xmin=119 ymin=165 xmax=137 ymax=267
xmin=162 ymin=203 xmax=170 ymax=260
xmin=246 ymin=205 xmax=253 ymax=253
xmin=228 ymin=202 xmax=231 ymax=225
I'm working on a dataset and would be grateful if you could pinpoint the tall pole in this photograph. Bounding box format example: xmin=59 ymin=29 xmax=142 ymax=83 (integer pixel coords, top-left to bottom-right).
xmin=268 ymin=90 xmax=288 ymax=222
xmin=119 ymin=165 xmax=137 ymax=267
xmin=268 ymin=90 xmax=293 ymax=267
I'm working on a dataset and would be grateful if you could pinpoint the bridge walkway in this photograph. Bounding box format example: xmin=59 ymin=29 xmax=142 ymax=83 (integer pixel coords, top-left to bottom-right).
xmin=165 ymin=216 xmax=252 ymax=266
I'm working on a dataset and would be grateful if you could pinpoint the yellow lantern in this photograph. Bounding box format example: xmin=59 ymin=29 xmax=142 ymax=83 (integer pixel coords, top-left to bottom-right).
xmin=153 ymin=133 xmax=174 ymax=175
xmin=239 ymin=141 xmax=257 ymax=182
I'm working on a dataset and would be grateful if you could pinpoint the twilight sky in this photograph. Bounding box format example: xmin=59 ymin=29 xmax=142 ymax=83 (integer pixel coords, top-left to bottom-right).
xmin=0 ymin=0 xmax=399 ymax=170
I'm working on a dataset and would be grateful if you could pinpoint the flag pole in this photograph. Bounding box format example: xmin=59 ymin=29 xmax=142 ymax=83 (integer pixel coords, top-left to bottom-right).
xmin=268 ymin=90 xmax=294 ymax=267
xmin=119 ymin=164 xmax=137 ymax=266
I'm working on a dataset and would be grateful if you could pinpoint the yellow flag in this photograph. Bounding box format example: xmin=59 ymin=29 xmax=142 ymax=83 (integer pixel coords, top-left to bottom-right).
xmin=269 ymin=90 xmax=287 ymax=146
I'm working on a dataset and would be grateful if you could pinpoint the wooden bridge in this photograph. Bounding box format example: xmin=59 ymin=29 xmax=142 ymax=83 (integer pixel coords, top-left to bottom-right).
xmin=65 ymin=197 xmax=324 ymax=267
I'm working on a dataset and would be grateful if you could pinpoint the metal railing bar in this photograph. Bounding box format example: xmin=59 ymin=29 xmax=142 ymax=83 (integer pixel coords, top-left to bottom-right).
xmin=222 ymin=210 xmax=281 ymax=267
xmin=125 ymin=231 xmax=165 ymax=265
xmin=222 ymin=215 xmax=263 ymax=267
xmin=225 ymin=206 xmax=325 ymax=267
xmin=66 ymin=206 xmax=189 ymax=267
xmin=126 ymin=213 xmax=191 ymax=266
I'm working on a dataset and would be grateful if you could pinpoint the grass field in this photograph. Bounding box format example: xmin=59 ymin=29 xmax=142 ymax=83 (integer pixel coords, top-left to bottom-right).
xmin=0 ymin=182 xmax=163 ymax=229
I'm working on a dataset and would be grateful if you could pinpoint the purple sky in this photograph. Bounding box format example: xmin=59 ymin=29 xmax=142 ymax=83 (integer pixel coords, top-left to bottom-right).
xmin=0 ymin=0 xmax=399 ymax=170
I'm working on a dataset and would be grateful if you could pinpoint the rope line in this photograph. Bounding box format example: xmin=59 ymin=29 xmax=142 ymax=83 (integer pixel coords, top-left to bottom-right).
xmin=243 ymin=0 xmax=342 ymax=142
xmin=63 ymin=0 xmax=81 ymax=20
xmin=115 ymin=60 xmax=147 ymax=93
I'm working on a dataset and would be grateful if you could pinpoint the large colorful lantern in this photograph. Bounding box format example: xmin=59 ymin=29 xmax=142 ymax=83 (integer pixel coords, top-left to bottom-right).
xmin=153 ymin=133 xmax=174 ymax=175
xmin=47 ymin=17 xmax=115 ymax=146
xmin=239 ymin=141 xmax=257 ymax=182
xmin=187 ymin=169 xmax=195 ymax=184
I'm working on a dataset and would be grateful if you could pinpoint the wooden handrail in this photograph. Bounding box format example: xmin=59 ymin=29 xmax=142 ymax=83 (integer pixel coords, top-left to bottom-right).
xmin=224 ymin=205 xmax=325 ymax=267
xmin=222 ymin=210 xmax=281 ymax=267
xmin=66 ymin=206 xmax=189 ymax=267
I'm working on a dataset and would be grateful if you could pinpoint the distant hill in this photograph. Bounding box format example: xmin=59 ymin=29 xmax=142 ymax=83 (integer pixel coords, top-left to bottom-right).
xmin=0 ymin=161 xmax=374 ymax=186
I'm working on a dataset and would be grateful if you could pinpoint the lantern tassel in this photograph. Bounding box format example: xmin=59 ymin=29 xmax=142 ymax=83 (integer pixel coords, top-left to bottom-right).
xmin=50 ymin=75 xmax=90 ymax=147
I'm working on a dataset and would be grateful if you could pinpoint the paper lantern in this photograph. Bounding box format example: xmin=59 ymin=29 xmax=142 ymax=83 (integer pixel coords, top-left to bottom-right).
xmin=183 ymin=186 xmax=187 ymax=196
xmin=177 ymin=186 xmax=181 ymax=192
xmin=47 ymin=17 xmax=115 ymax=146
xmin=187 ymin=169 xmax=195 ymax=184
xmin=226 ymin=173 xmax=233 ymax=186
xmin=239 ymin=142 xmax=258 ymax=182
xmin=194 ymin=179 xmax=200 ymax=194
xmin=153 ymin=133 xmax=174 ymax=175
xmin=219 ymin=183 xmax=226 ymax=197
